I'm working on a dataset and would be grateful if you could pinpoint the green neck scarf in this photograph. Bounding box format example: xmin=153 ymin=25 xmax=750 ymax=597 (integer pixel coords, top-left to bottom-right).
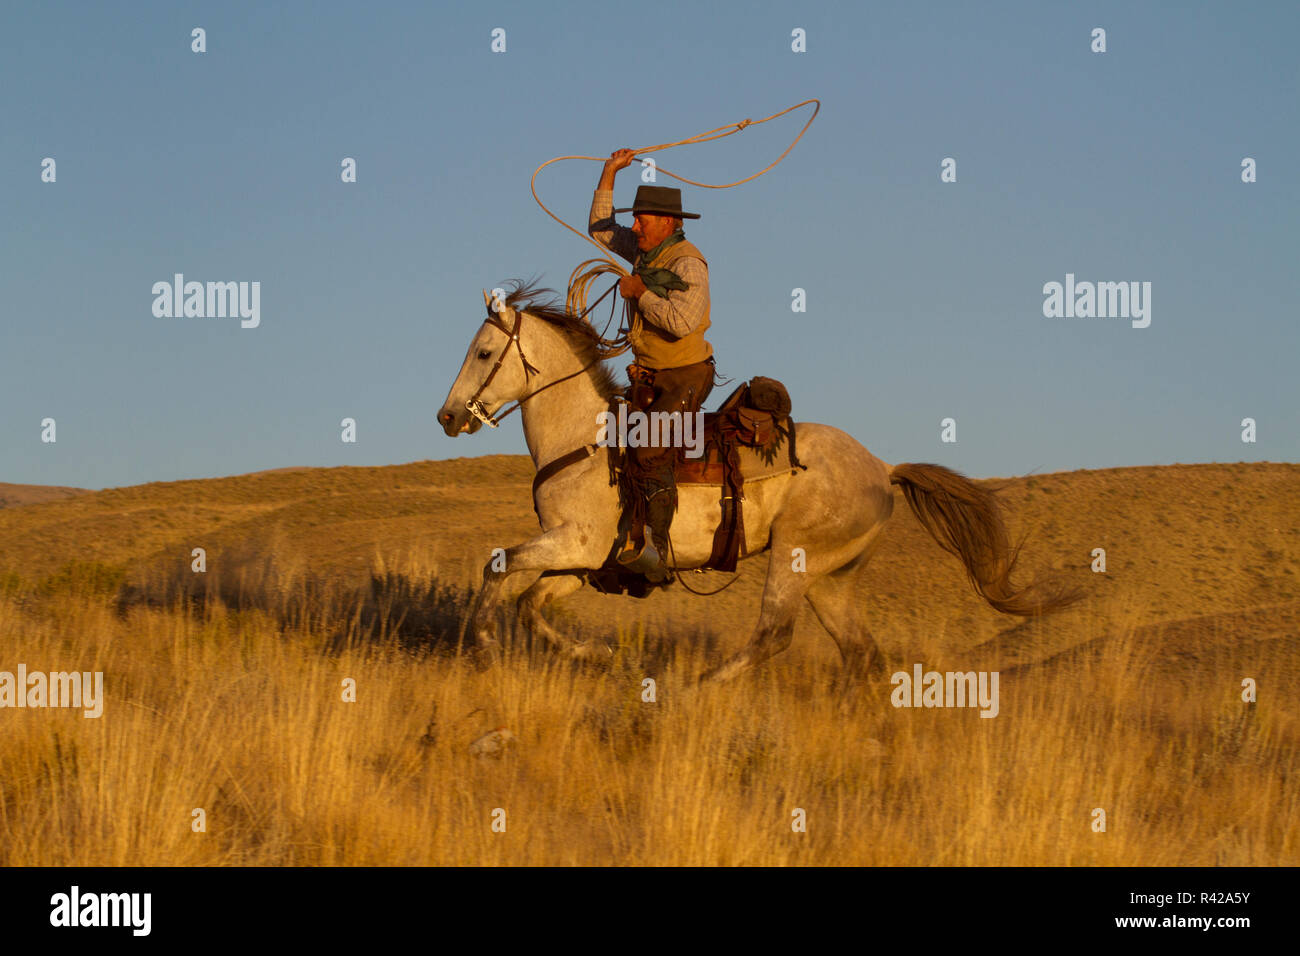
xmin=635 ymin=228 xmax=690 ymax=299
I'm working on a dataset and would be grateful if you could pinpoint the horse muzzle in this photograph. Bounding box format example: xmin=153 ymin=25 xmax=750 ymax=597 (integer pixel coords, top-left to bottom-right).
xmin=438 ymin=406 xmax=483 ymax=437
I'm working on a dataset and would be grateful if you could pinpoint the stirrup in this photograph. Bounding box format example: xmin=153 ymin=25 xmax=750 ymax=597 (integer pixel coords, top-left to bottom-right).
xmin=617 ymin=528 xmax=670 ymax=583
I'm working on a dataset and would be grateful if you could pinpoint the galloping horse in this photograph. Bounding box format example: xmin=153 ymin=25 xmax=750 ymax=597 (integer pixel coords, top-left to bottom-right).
xmin=437 ymin=281 xmax=1077 ymax=681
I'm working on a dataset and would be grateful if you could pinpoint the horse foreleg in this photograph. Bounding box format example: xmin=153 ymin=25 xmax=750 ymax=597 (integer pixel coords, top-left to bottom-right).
xmin=517 ymin=572 xmax=604 ymax=656
xmin=467 ymin=557 xmax=514 ymax=651
xmin=469 ymin=523 xmax=608 ymax=653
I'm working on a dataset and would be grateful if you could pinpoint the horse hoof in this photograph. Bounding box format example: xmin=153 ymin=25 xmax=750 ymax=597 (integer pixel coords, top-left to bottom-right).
xmin=699 ymin=658 xmax=746 ymax=684
xmin=570 ymin=640 xmax=612 ymax=662
xmin=473 ymin=638 xmax=503 ymax=667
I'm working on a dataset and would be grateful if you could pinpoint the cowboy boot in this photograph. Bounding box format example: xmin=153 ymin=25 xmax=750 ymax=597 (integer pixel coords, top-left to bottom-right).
xmin=642 ymin=482 xmax=677 ymax=583
xmin=616 ymin=466 xmax=675 ymax=583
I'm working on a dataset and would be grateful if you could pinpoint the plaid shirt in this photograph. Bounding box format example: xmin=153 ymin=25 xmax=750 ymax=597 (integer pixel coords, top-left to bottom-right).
xmin=589 ymin=188 xmax=710 ymax=338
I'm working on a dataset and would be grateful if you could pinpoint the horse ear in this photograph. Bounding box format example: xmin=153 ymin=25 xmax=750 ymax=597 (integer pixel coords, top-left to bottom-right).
xmin=483 ymin=288 xmax=511 ymax=317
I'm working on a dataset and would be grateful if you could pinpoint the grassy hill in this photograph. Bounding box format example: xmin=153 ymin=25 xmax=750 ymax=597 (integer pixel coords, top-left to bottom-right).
xmin=2 ymin=457 xmax=1296 ymax=665
xmin=0 ymin=457 xmax=1296 ymax=865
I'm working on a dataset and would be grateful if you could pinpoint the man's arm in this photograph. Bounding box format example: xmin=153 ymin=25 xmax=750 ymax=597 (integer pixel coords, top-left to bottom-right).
xmin=589 ymin=148 xmax=639 ymax=264
xmin=589 ymin=188 xmax=639 ymax=265
xmin=635 ymin=257 xmax=710 ymax=338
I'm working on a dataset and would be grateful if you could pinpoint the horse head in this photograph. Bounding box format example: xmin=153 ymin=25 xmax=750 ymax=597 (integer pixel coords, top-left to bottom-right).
xmin=437 ymin=290 xmax=536 ymax=437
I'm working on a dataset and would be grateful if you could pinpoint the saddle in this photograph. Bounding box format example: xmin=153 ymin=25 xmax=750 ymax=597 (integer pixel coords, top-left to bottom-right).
xmin=674 ymin=376 xmax=804 ymax=571
xmin=590 ymin=376 xmax=805 ymax=596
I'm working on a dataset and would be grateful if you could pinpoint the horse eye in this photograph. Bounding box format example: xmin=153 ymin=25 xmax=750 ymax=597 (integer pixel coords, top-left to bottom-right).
xmin=478 ymin=349 xmax=492 ymax=360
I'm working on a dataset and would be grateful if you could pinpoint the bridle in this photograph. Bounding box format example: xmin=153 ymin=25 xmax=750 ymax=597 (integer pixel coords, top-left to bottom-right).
xmin=463 ymin=289 xmax=627 ymax=428
xmin=464 ymin=307 xmax=541 ymax=428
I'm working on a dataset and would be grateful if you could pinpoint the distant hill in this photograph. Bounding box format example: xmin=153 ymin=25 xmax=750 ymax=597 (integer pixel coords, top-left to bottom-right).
xmin=0 ymin=481 xmax=91 ymax=509
xmin=1 ymin=457 xmax=1297 ymax=669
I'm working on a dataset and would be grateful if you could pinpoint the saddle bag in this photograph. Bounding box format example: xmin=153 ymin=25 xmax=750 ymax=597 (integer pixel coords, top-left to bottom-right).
xmin=736 ymin=406 xmax=776 ymax=450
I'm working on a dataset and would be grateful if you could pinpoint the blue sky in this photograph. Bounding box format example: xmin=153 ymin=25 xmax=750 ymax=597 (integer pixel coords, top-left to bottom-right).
xmin=3 ymin=0 xmax=1297 ymax=489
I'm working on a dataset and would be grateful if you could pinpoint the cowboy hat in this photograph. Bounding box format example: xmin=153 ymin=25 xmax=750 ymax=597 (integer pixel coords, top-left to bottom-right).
xmin=614 ymin=185 xmax=700 ymax=219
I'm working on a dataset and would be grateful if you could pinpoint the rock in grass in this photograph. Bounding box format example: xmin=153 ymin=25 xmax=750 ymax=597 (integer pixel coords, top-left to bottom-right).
xmin=469 ymin=727 xmax=516 ymax=758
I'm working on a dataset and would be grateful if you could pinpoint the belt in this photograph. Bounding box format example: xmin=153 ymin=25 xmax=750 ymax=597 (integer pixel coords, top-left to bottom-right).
xmin=631 ymin=356 xmax=715 ymax=376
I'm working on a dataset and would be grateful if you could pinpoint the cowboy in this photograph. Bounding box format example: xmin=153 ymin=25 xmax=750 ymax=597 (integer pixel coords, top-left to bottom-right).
xmin=589 ymin=148 xmax=716 ymax=582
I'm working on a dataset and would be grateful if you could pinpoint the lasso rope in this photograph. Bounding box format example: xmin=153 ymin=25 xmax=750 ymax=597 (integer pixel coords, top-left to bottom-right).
xmin=535 ymin=99 xmax=821 ymax=318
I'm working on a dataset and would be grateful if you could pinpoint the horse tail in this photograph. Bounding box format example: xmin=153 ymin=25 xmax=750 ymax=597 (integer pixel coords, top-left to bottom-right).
xmin=888 ymin=462 xmax=1081 ymax=616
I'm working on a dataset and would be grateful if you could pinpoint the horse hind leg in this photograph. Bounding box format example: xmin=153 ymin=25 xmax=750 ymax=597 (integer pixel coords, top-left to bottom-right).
xmin=699 ymin=560 xmax=809 ymax=684
xmin=697 ymin=512 xmax=886 ymax=685
xmin=699 ymin=614 xmax=799 ymax=684
xmin=805 ymin=556 xmax=885 ymax=685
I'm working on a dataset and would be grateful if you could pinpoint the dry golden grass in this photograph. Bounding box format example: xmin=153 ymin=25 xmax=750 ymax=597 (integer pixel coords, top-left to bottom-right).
xmin=0 ymin=458 xmax=1296 ymax=865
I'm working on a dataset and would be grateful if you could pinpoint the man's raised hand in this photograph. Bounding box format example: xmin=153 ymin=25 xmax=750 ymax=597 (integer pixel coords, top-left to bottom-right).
xmin=607 ymin=148 xmax=636 ymax=172
xmin=598 ymin=148 xmax=636 ymax=190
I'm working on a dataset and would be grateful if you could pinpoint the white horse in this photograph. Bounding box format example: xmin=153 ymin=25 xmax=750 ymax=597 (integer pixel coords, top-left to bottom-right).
xmin=437 ymin=282 xmax=1077 ymax=681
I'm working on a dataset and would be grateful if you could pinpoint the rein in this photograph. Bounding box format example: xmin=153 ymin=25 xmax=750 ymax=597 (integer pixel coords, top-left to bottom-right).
xmin=669 ymin=537 xmax=742 ymax=596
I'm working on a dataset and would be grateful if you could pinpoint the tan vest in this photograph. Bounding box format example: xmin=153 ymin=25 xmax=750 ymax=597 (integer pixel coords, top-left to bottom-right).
xmin=629 ymin=239 xmax=713 ymax=370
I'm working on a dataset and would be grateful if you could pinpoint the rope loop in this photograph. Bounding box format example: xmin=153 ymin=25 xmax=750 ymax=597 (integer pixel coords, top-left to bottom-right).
xmin=530 ymin=98 xmax=820 ymax=281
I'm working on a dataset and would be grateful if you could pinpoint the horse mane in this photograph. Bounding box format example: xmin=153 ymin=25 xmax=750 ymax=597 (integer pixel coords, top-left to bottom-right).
xmin=501 ymin=277 xmax=622 ymax=401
